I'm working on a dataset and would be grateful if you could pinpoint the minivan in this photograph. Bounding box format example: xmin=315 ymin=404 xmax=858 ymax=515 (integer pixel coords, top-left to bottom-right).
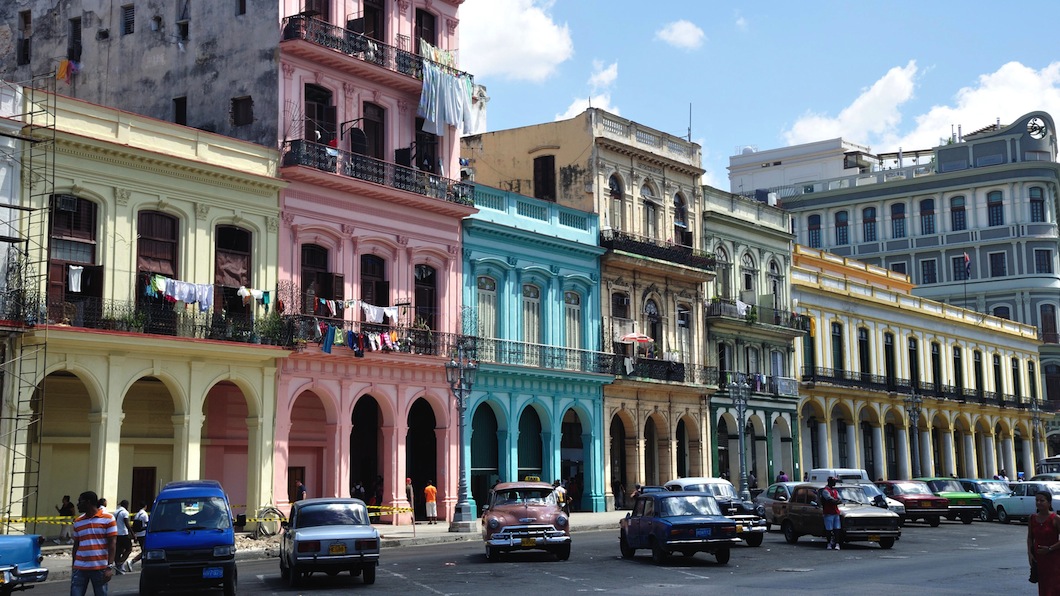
xmin=807 ymin=468 xmax=872 ymax=484
xmin=139 ymin=480 xmax=242 ymax=596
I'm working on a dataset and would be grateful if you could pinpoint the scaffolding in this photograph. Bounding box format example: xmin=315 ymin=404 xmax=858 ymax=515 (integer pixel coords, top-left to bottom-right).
xmin=0 ymin=74 xmax=53 ymax=534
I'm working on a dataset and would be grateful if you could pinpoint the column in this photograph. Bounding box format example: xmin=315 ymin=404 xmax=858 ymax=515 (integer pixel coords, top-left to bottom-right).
xmin=983 ymin=435 xmax=996 ymax=477
xmin=817 ymin=419 xmax=830 ymax=467
xmin=1001 ymin=435 xmax=1016 ymax=479
xmin=1022 ymin=438 xmax=1034 ymax=479
xmin=245 ymin=416 xmax=266 ymax=516
xmin=171 ymin=414 xmax=191 ymax=480
xmin=919 ymin=430 xmax=932 ymax=476
xmin=963 ymin=433 xmax=977 ymax=478
xmin=845 ymin=422 xmax=857 ymax=468
xmin=941 ymin=430 xmax=955 ymax=476
xmin=871 ymin=425 xmax=884 ymax=480
xmin=896 ymin=427 xmax=910 ymax=479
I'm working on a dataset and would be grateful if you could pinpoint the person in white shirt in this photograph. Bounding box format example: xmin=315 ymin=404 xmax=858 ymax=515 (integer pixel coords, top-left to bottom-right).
xmin=127 ymin=502 xmax=150 ymax=571
xmin=113 ymin=500 xmax=133 ymax=575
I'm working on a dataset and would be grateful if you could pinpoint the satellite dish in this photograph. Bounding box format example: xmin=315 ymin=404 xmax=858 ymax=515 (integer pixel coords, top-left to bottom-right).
xmin=348 ymin=128 xmax=368 ymax=155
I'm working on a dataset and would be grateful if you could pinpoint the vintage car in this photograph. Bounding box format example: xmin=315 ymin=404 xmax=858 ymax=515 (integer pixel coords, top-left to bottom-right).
xmin=959 ymin=478 xmax=1013 ymax=522
xmin=991 ymin=481 xmax=1060 ymax=523
xmin=874 ymin=480 xmax=949 ymax=526
xmin=280 ymin=498 xmax=380 ymax=587
xmin=752 ymin=481 xmax=803 ymax=530
xmin=481 ymin=481 xmax=571 ymax=561
xmin=664 ymin=477 xmax=767 ymax=546
xmin=857 ymin=482 xmax=907 ymax=522
xmin=915 ymin=477 xmax=981 ymax=524
xmin=0 ymin=534 xmax=48 ymax=595
xmin=620 ymin=491 xmax=739 ymax=564
xmin=780 ymin=483 xmax=901 ymax=549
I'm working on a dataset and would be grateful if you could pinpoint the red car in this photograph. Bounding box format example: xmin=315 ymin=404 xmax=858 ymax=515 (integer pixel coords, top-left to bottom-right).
xmin=874 ymin=480 xmax=949 ymax=526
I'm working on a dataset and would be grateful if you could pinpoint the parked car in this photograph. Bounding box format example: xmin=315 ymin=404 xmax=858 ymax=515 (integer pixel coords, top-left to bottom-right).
xmin=874 ymin=480 xmax=949 ymax=526
xmin=752 ymin=482 xmax=802 ymax=530
xmin=992 ymin=481 xmax=1060 ymax=524
xmin=915 ymin=477 xmax=981 ymax=524
xmin=280 ymin=498 xmax=380 ymax=587
xmin=619 ymin=491 xmax=739 ymax=564
xmin=0 ymin=534 xmax=48 ymax=595
xmin=779 ymin=483 xmax=901 ymax=549
xmin=481 ymin=481 xmax=570 ymax=561
xmin=663 ymin=477 xmax=767 ymax=546
xmin=856 ymin=482 xmax=907 ymax=523
xmin=959 ymin=478 xmax=1013 ymax=521
xmin=1031 ymin=473 xmax=1060 ymax=482
xmin=807 ymin=468 xmax=871 ymax=484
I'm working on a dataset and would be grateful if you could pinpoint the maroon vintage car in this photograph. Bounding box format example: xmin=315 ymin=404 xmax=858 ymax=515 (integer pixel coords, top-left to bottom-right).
xmin=480 ymin=481 xmax=571 ymax=561
xmin=874 ymin=480 xmax=949 ymax=526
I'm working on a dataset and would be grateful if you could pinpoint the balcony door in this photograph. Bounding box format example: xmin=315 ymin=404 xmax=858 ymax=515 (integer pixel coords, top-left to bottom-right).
xmin=48 ymin=194 xmax=102 ymax=325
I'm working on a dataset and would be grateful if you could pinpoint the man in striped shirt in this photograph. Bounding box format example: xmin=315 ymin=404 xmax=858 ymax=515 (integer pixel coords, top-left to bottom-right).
xmin=71 ymin=490 xmax=117 ymax=595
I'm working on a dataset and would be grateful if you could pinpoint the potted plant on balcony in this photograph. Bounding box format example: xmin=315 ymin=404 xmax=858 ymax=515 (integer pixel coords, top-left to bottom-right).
xmin=745 ymin=305 xmax=758 ymax=325
xmin=121 ymin=311 xmax=146 ymax=333
xmin=256 ymin=311 xmax=283 ymax=345
xmin=411 ymin=316 xmax=433 ymax=354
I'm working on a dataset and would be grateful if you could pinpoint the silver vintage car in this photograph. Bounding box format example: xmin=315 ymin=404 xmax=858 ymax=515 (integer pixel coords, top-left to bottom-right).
xmin=280 ymin=498 xmax=381 ymax=587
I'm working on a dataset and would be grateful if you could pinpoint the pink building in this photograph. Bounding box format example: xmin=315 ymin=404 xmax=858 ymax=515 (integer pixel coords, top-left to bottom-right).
xmin=273 ymin=0 xmax=477 ymax=521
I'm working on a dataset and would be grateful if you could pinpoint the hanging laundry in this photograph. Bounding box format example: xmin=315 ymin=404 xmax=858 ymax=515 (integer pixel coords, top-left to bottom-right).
xmin=68 ymin=265 xmax=84 ymax=293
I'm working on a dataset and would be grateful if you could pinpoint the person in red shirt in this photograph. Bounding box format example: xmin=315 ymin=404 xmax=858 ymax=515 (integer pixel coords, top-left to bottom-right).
xmin=1028 ymin=490 xmax=1060 ymax=594
xmin=424 ymin=480 xmax=438 ymax=525
xmin=819 ymin=477 xmax=842 ymax=550
xmin=71 ymin=490 xmax=117 ymax=595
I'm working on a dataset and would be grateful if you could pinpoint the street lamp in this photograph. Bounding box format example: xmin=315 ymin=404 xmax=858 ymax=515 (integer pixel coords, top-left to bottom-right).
xmin=904 ymin=390 xmax=923 ymax=478
xmin=729 ymin=379 xmax=751 ymax=501
xmin=1032 ymin=393 xmax=1044 ymax=467
xmin=445 ymin=337 xmax=478 ymax=533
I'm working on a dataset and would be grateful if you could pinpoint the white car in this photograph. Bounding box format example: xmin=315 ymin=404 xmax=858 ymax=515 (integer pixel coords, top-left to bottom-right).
xmin=992 ymin=481 xmax=1060 ymax=524
xmin=280 ymin=498 xmax=380 ymax=587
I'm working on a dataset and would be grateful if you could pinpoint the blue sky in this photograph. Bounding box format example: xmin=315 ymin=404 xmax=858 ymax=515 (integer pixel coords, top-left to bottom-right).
xmin=458 ymin=0 xmax=1060 ymax=189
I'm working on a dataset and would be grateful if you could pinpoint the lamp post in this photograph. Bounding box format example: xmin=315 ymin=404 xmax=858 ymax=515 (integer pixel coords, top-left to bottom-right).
xmin=1032 ymin=393 xmax=1044 ymax=468
xmin=445 ymin=338 xmax=478 ymax=533
xmin=729 ymin=379 xmax=751 ymax=501
xmin=904 ymin=390 xmax=923 ymax=478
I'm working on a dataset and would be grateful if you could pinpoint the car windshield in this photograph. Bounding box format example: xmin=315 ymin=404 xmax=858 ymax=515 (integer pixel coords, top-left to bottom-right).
xmin=1044 ymin=485 xmax=1060 ymax=496
xmin=927 ymin=479 xmax=964 ymax=492
xmin=859 ymin=484 xmax=884 ymax=498
xmin=493 ymin=488 xmax=557 ymax=506
xmin=659 ymin=495 xmax=722 ymax=517
xmin=894 ymin=482 xmax=932 ymax=495
xmin=296 ymin=503 xmax=369 ymax=528
xmin=680 ymin=483 xmax=737 ymax=499
xmin=148 ymin=497 xmax=230 ymax=532
xmin=836 ymin=487 xmax=871 ymax=504
xmin=976 ymin=482 xmax=1011 ymax=494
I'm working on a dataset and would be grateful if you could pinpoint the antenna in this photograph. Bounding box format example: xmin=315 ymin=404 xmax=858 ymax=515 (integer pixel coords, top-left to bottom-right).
xmin=688 ymin=103 xmax=692 ymax=142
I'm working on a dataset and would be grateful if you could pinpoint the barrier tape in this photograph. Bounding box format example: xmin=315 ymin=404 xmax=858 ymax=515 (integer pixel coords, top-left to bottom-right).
xmin=1 ymin=505 xmax=414 ymax=525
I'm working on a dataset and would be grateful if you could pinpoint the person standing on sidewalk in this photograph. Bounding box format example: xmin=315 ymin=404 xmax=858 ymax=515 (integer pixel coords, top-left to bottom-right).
xmin=423 ymin=480 xmax=438 ymax=525
xmin=112 ymin=500 xmax=133 ymax=575
xmin=819 ymin=477 xmax=842 ymax=550
xmin=70 ymin=490 xmax=117 ymax=596
xmin=405 ymin=478 xmax=415 ymax=524
xmin=55 ymin=495 xmax=75 ymax=544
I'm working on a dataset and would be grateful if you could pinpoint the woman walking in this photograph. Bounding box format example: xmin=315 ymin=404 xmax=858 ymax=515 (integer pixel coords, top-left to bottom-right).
xmin=1027 ymin=490 xmax=1060 ymax=595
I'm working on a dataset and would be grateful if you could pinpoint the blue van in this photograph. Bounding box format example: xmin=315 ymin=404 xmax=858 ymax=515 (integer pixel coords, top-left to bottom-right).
xmin=139 ymin=480 xmax=240 ymax=596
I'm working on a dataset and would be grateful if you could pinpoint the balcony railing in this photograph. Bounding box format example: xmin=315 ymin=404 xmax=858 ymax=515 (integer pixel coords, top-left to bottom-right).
xmin=720 ymin=371 xmax=799 ymax=397
xmin=600 ymin=229 xmax=715 ymax=271
xmin=705 ymin=299 xmax=807 ymax=331
xmin=281 ymin=139 xmax=473 ymax=206
xmin=473 ymin=337 xmax=613 ymax=375
xmin=281 ymin=15 xmax=473 ymax=83
xmin=802 ymin=367 xmax=1032 ymax=409
xmin=612 ymin=357 xmax=719 ymax=385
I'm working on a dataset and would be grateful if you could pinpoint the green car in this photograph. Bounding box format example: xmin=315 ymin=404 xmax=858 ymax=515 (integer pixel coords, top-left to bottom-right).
xmin=915 ymin=477 xmax=981 ymax=524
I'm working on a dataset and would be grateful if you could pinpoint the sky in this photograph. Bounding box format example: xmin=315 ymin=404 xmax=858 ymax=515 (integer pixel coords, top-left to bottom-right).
xmin=456 ymin=0 xmax=1060 ymax=190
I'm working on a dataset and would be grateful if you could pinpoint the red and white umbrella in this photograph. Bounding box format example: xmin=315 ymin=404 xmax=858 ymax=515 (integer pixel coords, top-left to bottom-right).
xmin=619 ymin=332 xmax=653 ymax=344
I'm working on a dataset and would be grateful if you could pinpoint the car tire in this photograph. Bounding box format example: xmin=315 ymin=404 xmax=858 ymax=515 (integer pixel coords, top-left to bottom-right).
xmin=554 ymin=543 xmax=571 ymax=561
xmin=619 ymin=532 xmax=635 ymax=559
xmin=223 ymin=568 xmax=237 ymax=596
xmin=715 ymin=548 xmax=731 ymax=564
xmin=946 ymin=512 xmax=956 ymax=521
xmin=680 ymin=551 xmax=696 ymax=558
xmin=744 ymin=533 xmax=764 ymax=547
xmin=878 ymin=537 xmax=895 ymax=549
xmin=997 ymin=507 xmax=1011 ymax=524
xmin=928 ymin=516 xmax=941 ymax=527
xmin=280 ymin=556 xmax=290 ymax=580
xmin=485 ymin=544 xmax=500 ymax=562
xmin=287 ymin=563 xmax=301 ymax=588
xmin=960 ymin=513 xmax=974 ymax=524
xmin=979 ymin=507 xmax=992 ymax=522
xmin=362 ymin=565 xmax=376 ymax=585
xmin=782 ymin=520 xmax=799 ymax=544
xmin=650 ymin=538 xmax=668 ymax=565
xmin=139 ymin=576 xmax=157 ymax=596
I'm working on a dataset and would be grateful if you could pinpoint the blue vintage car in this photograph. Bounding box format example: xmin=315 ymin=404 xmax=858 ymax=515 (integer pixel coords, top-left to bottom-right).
xmin=619 ymin=491 xmax=739 ymax=564
xmin=0 ymin=534 xmax=48 ymax=595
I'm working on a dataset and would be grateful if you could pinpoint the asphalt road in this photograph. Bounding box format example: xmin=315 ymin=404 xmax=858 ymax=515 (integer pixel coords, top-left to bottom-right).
xmin=36 ymin=519 xmax=1031 ymax=595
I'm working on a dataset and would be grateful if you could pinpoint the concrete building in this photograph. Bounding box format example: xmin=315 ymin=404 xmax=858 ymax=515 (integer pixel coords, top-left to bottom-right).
xmin=792 ymin=245 xmax=1047 ymax=479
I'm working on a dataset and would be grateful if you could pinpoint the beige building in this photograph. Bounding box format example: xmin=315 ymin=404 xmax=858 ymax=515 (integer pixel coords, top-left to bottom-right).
xmin=792 ymin=245 xmax=1048 ymax=480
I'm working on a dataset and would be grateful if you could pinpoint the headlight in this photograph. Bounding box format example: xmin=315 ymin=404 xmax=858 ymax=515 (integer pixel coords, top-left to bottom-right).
xmin=213 ymin=545 xmax=236 ymax=557
xmin=487 ymin=518 xmax=500 ymax=530
xmin=555 ymin=515 xmax=568 ymax=527
xmin=144 ymin=550 xmax=166 ymax=561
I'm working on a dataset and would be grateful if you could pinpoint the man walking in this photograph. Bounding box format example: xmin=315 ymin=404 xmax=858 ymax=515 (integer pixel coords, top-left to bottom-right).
xmin=112 ymin=500 xmax=133 ymax=575
xmin=819 ymin=477 xmax=842 ymax=550
xmin=424 ymin=480 xmax=438 ymax=524
xmin=70 ymin=490 xmax=117 ymax=596
xmin=405 ymin=478 xmax=415 ymax=525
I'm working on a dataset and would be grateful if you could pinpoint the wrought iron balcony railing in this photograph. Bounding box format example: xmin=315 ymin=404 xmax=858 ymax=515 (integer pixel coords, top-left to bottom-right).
xmin=705 ymin=299 xmax=808 ymax=331
xmin=281 ymin=139 xmax=473 ymax=206
xmin=611 ymin=357 xmax=719 ymax=386
xmin=472 ymin=336 xmax=613 ymax=375
xmin=600 ymin=229 xmax=715 ymax=271
xmin=719 ymin=371 xmax=799 ymax=397
xmin=802 ymin=366 xmax=1033 ymax=409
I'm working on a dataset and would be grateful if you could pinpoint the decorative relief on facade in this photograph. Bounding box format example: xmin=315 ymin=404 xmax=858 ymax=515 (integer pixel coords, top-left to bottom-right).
xmin=397 ymin=0 xmax=410 ymax=12
xmin=116 ymin=188 xmax=131 ymax=206
xmin=463 ymin=247 xmax=473 ymax=260
xmin=282 ymin=63 xmax=294 ymax=79
xmin=341 ymin=223 xmax=356 ymax=236
xmin=281 ymin=212 xmax=295 ymax=226
xmin=507 ymin=256 xmax=518 ymax=267
xmin=550 ymin=265 xmax=560 ymax=275
xmin=446 ymin=18 xmax=458 ymax=35
xmin=195 ymin=203 xmax=209 ymax=220
xmin=343 ymin=82 xmax=356 ymax=99
xmin=266 ymin=217 xmax=279 ymax=232
xmin=396 ymin=235 xmax=409 ymax=246
xmin=448 ymin=244 xmax=459 ymax=256
xmin=397 ymin=99 xmax=409 ymax=114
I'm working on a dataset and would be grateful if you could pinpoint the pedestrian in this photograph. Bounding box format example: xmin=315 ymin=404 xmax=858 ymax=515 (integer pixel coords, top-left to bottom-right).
xmin=112 ymin=500 xmax=133 ymax=575
xmin=999 ymin=469 xmax=1010 ymax=483
xmin=612 ymin=479 xmax=625 ymax=509
xmin=553 ymin=479 xmax=569 ymax=514
xmin=353 ymin=480 xmax=366 ymax=501
xmin=819 ymin=477 xmax=842 ymax=550
xmin=776 ymin=470 xmax=789 ymax=483
xmin=631 ymin=483 xmax=643 ymax=500
xmin=96 ymin=497 xmax=108 ymax=514
xmin=55 ymin=495 xmax=76 ymax=544
xmin=126 ymin=502 xmax=149 ymax=571
xmin=294 ymin=480 xmax=307 ymax=502
xmin=424 ymin=480 xmax=437 ymax=524
xmin=405 ymin=478 xmax=415 ymax=524
xmin=70 ymin=490 xmax=117 ymax=596
xmin=748 ymin=471 xmax=757 ymax=489
xmin=1028 ymin=489 xmax=1060 ymax=593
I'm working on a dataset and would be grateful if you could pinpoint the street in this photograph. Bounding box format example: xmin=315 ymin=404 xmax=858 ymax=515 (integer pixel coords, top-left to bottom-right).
xmin=38 ymin=520 xmax=1031 ymax=595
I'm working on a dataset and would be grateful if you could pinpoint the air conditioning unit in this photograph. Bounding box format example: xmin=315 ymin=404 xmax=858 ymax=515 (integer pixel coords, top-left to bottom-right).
xmin=56 ymin=195 xmax=78 ymax=212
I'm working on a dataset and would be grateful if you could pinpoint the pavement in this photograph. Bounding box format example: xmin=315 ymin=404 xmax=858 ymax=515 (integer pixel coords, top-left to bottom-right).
xmin=38 ymin=509 xmax=629 ymax=584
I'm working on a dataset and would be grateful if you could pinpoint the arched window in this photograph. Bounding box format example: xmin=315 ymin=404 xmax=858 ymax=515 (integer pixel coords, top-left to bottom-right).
xmin=920 ymin=198 xmax=935 ymax=235
xmin=715 ymin=247 xmax=731 ymax=299
xmin=950 ymin=196 xmax=966 ymax=231
xmin=835 ymin=210 xmax=849 ymax=245
xmin=673 ymin=193 xmax=690 ymax=246
xmin=993 ymin=306 xmax=1011 ymax=320
xmin=642 ymin=184 xmax=658 ymax=240
xmin=644 ymin=298 xmax=662 ymax=358
xmin=522 ymin=283 xmax=541 ymax=346
xmin=608 ymin=174 xmax=624 ymax=229
xmin=741 ymin=253 xmax=757 ymax=294
xmin=477 ymin=276 xmax=497 ymax=338
xmin=768 ymin=260 xmax=782 ymax=303
xmin=564 ymin=290 xmax=582 ymax=350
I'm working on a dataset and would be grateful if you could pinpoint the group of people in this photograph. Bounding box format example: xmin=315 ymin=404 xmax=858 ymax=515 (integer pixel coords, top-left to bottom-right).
xmin=403 ymin=478 xmax=439 ymax=524
xmin=61 ymin=491 xmax=150 ymax=596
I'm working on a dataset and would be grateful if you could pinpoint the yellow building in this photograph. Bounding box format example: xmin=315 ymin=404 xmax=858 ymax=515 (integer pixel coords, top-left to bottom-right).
xmin=793 ymin=245 xmax=1048 ymax=479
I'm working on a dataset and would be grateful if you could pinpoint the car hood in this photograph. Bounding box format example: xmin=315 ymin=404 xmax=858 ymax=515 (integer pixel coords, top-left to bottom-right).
xmin=291 ymin=525 xmax=380 ymax=540
xmin=487 ymin=504 xmax=565 ymax=525
xmin=839 ymin=504 xmax=899 ymax=519
xmin=664 ymin=514 xmax=734 ymax=525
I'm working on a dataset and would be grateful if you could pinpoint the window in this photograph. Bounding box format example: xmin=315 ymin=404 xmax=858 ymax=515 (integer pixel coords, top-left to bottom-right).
xmin=831 ymin=322 xmax=844 ymax=372
xmin=1036 ymin=249 xmax=1053 ymax=274
xmin=715 ymin=248 xmax=731 ymax=300
xmin=236 ymin=0 xmax=247 ymax=15
xmin=17 ymin=11 xmax=31 ymax=65
xmin=522 ymin=284 xmax=542 ymax=345
xmin=1043 ymin=305 xmax=1058 ymax=343
xmin=302 ymin=245 xmax=343 ymax=316
xmin=231 ymin=96 xmax=253 ymax=126
xmin=993 ymin=306 xmax=1010 ymax=320
xmin=414 ymin=264 xmax=437 ymax=330
xmin=676 ymin=304 xmax=691 ymax=359
xmin=1030 ymin=361 xmax=1039 ymax=401
xmin=1012 ymin=358 xmax=1022 ymax=399
xmin=360 ymin=254 xmax=388 ymax=318
xmin=1031 ymin=187 xmax=1046 ymax=222
xmin=121 ymin=5 xmax=135 ymax=35
xmin=862 ymin=207 xmax=877 ymax=242
xmin=890 ymin=262 xmax=907 ymax=275
xmin=952 ymin=255 xmax=970 ymax=281
xmin=215 ymin=226 xmax=252 ymax=316
xmin=611 ymin=292 xmax=629 ymax=319
xmin=48 ymin=195 xmax=103 ymax=318
xmin=304 ymin=0 xmax=330 ymax=21
xmin=808 ymin=214 xmax=821 ymax=248
xmin=931 ymin=342 xmax=942 ymax=389
xmin=741 ymin=253 xmax=757 ymax=293
xmin=173 ymin=97 xmax=187 ymax=126
xmin=673 ymin=193 xmax=690 ymax=246
xmin=477 ymin=276 xmax=497 ymax=338
xmin=68 ymin=17 xmax=82 ymax=62
xmin=415 ymin=8 xmax=437 ymax=48
xmin=890 ymin=203 xmax=906 ymax=238
xmin=989 ymin=252 xmax=1007 ymax=277
xmin=137 ymin=211 xmax=178 ymax=276
xmin=304 ymin=84 xmax=336 ymax=145
xmin=953 ymin=347 xmax=963 ymax=392
xmin=835 ymin=211 xmax=849 ymax=245
xmin=987 ymin=191 xmax=1004 ymax=226
xmin=908 ymin=338 xmax=919 ymax=390
xmin=920 ymin=199 xmax=935 ymax=235
xmin=973 ymin=350 xmax=984 ymax=396
xmin=643 ymin=200 xmax=658 ymax=240
xmin=884 ymin=333 xmax=896 ymax=388
xmin=608 ymin=175 xmax=624 ymax=229
xmin=920 ymin=259 xmax=937 ymax=284
xmin=564 ymin=291 xmax=582 ymax=350
xmin=993 ymin=354 xmax=1004 ymax=396
xmin=362 ymin=102 xmax=384 ymax=159
xmin=857 ymin=327 xmax=870 ymax=376
xmin=533 ymin=155 xmax=556 ymax=201
xmin=362 ymin=0 xmax=384 ymax=41
xmin=950 ymin=196 xmax=966 ymax=231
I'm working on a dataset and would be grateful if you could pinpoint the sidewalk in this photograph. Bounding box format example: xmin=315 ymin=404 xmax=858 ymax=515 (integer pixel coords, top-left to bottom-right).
xmin=39 ymin=509 xmax=628 ymax=584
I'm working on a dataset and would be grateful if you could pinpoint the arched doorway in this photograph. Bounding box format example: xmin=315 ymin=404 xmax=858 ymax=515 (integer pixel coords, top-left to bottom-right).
xmin=517 ymin=407 xmax=543 ymax=481
xmin=559 ymin=408 xmax=585 ymax=510
xmin=609 ymin=414 xmax=628 ymax=509
xmin=716 ymin=417 xmax=730 ymax=478
xmin=406 ymin=398 xmax=437 ymax=521
xmin=351 ymin=396 xmax=381 ymax=503
xmin=676 ymin=418 xmax=689 ymax=478
xmin=470 ymin=403 xmax=500 ymax=510
xmin=286 ymin=390 xmax=326 ymax=502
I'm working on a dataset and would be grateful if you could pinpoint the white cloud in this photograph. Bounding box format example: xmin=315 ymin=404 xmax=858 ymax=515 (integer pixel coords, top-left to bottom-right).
xmin=555 ymin=94 xmax=619 ymax=121
xmin=588 ymin=60 xmax=618 ymax=93
xmin=654 ymin=20 xmax=705 ymax=51
xmin=458 ymin=0 xmax=574 ymax=82
xmin=734 ymin=13 xmax=748 ymax=32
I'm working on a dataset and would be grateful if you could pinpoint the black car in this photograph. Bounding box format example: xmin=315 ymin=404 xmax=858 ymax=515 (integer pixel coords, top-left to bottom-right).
xmin=619 ymin=491 xmax=739 ymax=564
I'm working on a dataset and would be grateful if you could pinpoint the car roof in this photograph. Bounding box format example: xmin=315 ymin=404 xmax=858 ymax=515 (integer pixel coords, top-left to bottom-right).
xmin=493 ymin=481 xmax=554 ymax=491
xmin=665 ymin=477 xmax=730 ymax=485
xmin=156 ymin=480 xmax=226 ymax=500
xmin=292 ymin=498 xmax=366 ymax=509
xmin=644 ymin=491 xmax=715 ymax=498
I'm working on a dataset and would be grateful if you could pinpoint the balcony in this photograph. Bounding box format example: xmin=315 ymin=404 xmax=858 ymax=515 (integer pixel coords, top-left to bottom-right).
xmin=801 ymin=367 xmax=1032 ymax=409
xmin=281 ymin=139 xmax=473 ymax=207
xmin=599 ymin=229 xmax=715 ymax=271
xmin=611 ymin=357 xmax=718 ymax=385
xmin=721 ymin=371 xmax=799 ymax=397
xmin=473 ymin=337 xmax=613 ymax=375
